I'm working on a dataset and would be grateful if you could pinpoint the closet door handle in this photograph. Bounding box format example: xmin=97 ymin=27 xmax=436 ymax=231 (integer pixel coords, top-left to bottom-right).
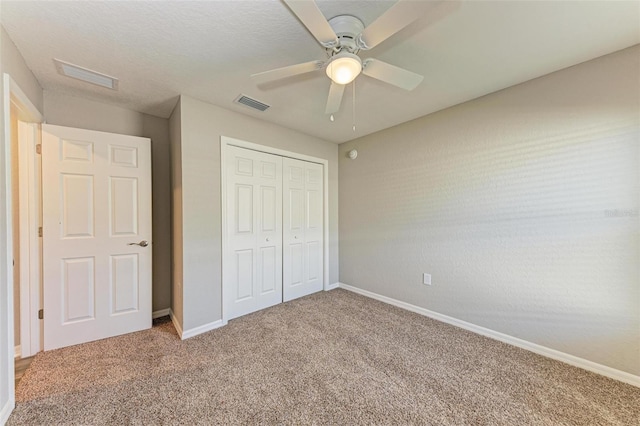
xmin=266 ymin=237 xmax=270 ymax=242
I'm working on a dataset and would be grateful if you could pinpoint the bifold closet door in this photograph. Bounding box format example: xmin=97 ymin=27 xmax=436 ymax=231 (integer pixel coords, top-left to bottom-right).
xmin=283 ymin=158 xmax=324 ymax=302
xmin=225 ymin=146 xmax=283 ymax=320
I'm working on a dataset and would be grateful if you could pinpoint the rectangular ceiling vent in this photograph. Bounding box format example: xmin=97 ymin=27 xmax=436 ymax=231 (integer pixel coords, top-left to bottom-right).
xmin=235 ymin=94 xmax=270 ymax=112
xmin=53 ymin=58 xmax=119 ymax=90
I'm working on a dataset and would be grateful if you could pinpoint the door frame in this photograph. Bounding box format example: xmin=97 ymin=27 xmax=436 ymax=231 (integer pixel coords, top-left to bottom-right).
xmin=18 ymin=120 xmax=41 ymax=358
xmin=220 ymin=136 xmax=330 ymax=324
xmin=2 ymin=73 xmax=43 ymax=423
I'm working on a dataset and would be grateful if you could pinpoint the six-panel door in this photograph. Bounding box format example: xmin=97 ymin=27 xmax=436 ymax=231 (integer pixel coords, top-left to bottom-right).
xmin=283 ymin=158 xmax=324 ymax=302
xmin=225 ymin=146 xmax=283 ymax=320
xmin=42 ymin=124 xmax=152 ymax=350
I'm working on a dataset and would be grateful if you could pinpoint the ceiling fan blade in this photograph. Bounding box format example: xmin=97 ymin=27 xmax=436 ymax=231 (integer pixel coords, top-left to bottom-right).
xmin=362 ymin=58 xmax=423 ymax=91
xmin=325 ymin=81 xmax=345 ymax=114
xmin=251 ymin=60 xmax=324 ymax=84
xmin=357 ymin=0 xmax=446 ymax=50
xmin=283 ymin=0 xmax=339 ymax=48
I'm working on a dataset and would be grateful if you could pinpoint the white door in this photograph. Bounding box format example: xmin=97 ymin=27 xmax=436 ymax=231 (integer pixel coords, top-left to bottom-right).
xmin=283 ymin=158 xmax=323 ymax=302
xmin=225 ymin=146 xmax=283 ymax=320
xmin=42 ymin=124 xmax=152 ymax=350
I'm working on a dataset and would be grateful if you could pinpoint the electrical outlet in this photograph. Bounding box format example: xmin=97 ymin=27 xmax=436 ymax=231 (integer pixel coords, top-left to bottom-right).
xmin=423 ymin=273 xmax=432 ymax=285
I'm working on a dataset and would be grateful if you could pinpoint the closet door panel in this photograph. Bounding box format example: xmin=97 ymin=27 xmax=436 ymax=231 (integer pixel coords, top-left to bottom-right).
xmin=283 ymin=158 xmax=324 ymax=302
xmin=225 ymin=146 xmax=282 ymax=320
xmin=225 ymin=145 xmax=324 ymax=320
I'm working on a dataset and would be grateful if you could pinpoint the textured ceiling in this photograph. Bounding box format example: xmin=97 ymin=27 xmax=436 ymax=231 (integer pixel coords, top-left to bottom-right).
xmin=1 ymin=1 xmax=639 ymax=143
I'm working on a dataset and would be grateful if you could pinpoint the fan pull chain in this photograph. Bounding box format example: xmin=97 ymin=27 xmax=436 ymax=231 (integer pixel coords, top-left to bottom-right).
xmin=352 ymin=79 xmax=356 ymax=132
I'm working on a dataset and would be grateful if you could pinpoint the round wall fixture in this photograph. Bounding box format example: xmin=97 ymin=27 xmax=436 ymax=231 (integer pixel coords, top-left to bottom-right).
xmin=348 ymin=149 xmax=358 ymax=160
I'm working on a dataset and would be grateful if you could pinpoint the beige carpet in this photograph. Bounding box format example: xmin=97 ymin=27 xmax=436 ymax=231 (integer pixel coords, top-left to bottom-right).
xmin=9 ymin=289 xmax=640 ymax=425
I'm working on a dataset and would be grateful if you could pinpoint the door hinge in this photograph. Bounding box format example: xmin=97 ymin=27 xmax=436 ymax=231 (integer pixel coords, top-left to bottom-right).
xmin=38 ymin=227 xmax=43 ymax=237
xmin=38 ymin=309 xmax=44 ymax=320
xmin=36 ymin=144 xmax=42 ymax=154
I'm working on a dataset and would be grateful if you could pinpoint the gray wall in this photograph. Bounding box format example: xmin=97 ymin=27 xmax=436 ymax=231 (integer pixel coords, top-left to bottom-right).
xmin=43 ymin=91 xmax=173 ymax=313
xmin=173 ymin=95 xmax=339 ymax=331
xmin=339 ymin=45 xmax=640 ymax=376
xmin=0 ymin=24 xmax=43 ymax=418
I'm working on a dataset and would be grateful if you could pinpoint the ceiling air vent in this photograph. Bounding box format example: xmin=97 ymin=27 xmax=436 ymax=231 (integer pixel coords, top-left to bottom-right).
xmin=54 ymin=59 xmax=119 ymax=90
xmin=235 ymin=94 xmax=270 ymax=112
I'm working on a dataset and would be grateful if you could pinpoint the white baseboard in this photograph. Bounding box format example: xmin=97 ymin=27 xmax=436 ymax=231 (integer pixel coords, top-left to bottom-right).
xmin=0 ymin=398 xmax=15 ymax=426
xmin=338 ymin=283 xmax=640 ymax=388
xmin=181 ymin=319 xmax=227 ymax=340
xmin=169 ymin=309 xmax=183 ymax=338
xmin=14 ymin=346 xmax=20 ymax=359
xmin=168 ymin=309 xmax=226 ymax=340
xmin=152 ymin=308 xmax=171 ymax=319
xmin=325 ymin=282 xmax=340 ymax=291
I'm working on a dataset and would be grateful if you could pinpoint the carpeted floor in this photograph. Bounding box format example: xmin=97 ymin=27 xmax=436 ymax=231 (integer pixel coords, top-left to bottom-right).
xmin=8 ymin=289 xmax=640 ymax=425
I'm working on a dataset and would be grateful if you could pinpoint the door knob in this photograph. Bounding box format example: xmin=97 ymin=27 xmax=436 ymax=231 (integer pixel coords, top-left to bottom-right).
xmin=294 ymin=236 xmax=298 ymax=239
xmin=128 ymin=240 xmax=149 ymax=247
xmin=266 ymin=237 xmax=270 ymax=242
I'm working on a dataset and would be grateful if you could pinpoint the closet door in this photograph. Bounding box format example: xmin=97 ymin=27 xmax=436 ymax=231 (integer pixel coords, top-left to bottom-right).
xmin=225 ymin=146 xmax=283 ymax=320
xmin=283 ymin=158 xmax=324 ymax=302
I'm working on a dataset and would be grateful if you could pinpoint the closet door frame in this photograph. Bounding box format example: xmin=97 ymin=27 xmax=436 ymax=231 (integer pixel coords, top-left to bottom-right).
xmin=220 ymin=136 xmax=329 ymax=324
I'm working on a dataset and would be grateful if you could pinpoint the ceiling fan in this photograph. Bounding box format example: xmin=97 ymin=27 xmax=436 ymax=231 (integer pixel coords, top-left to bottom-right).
xmin=252 ymin=0 xmax=451 ymax=116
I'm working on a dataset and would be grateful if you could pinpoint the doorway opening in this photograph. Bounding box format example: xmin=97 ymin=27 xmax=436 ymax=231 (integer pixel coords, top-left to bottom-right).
xmin=2 ymin=74 xmax=44 ymax=419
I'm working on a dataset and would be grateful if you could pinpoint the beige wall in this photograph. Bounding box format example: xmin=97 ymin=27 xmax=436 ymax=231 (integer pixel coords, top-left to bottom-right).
xmin=142 ymin=114 xmax=172 ymax=312
xmin=169 ymin=100 xmax=183 ymax=327
xmin=173 ymin=95 xmax=339 ymax=330
xmin=0 ymin=24 xmax=43 ymax=416
xmin=43 ymin=91 xmax=173 ymax=313
xmin=339 ymin=46 xmax=640 ymax=376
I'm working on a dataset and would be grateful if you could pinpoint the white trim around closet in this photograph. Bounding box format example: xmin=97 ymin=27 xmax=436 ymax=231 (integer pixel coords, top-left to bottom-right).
xmin=220 ymin=136 xmax=330 ymax=324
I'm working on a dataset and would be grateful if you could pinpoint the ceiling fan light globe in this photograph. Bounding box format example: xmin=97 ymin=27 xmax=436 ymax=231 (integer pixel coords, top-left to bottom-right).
xmin=326 ymin=53 xmax=362 ymax=85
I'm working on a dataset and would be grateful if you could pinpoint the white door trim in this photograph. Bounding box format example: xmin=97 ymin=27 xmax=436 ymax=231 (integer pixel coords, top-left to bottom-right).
xmin=18 ymin=121 xmax=41 ymax=358
xmin=220 ymin=136 xmax=330 ymax=324
xmin=2 ymin=73 xmax=43 ymax=424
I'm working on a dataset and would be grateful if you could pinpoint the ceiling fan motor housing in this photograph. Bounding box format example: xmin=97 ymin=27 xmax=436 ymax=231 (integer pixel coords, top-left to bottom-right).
xmin=328 ymin=15 xmax=365 ymax=53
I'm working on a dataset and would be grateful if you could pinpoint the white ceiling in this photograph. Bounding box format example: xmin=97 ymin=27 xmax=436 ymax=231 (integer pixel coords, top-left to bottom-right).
xmin=1 ymin=1 xmax=638 ymax=143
